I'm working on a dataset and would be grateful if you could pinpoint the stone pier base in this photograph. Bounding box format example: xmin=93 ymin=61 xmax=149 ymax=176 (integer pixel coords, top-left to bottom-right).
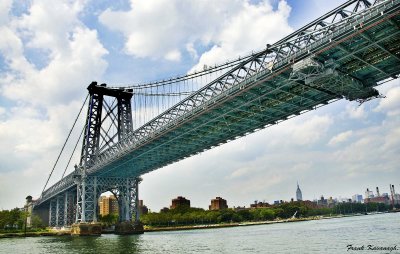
xmin=115 ymin=221 xmax=144 ymax=235
xmin=71 ymin=223 xmax=102 ymax=236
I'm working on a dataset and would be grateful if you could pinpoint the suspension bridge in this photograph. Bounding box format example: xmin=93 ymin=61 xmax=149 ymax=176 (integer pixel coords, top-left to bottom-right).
xmin=30 ymin=0 xmax=400 ymax=234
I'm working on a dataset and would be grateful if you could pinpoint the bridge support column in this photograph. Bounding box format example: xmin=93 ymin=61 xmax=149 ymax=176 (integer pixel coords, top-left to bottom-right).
xmin=63 ymin=191 xmax=75 ymax=226
xmin=56 ymin=194 xmax=65 ymax=227
xmin=115 ymin=177 xmax=143 ymax=235
xmin=76 ymin=176 xmax=97 ymax=223
xmin=72 ymin=176 xmax=101 ymax=236
xmin=49 ymin=199 xmax=57 ymax=227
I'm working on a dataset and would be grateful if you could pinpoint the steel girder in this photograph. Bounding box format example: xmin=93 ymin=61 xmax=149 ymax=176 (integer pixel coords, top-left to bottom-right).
xmin=49 ymin=199 xmax=57 ymax=227
xmin=63 ymin=191 xmax=75 ymax=226
xmin=80 ymin=82 xmax=134 ymax=168
xmin=89 ymin=0 xmax=399 ymax=176
xmin=118 ymin=97 xmax=134 ymax=140
xmin=47 ymin=191 xmax=75 ymax=227
xmin=111 ymin=177 xmax=141 ymax=223
xmin=80 ymin=89 xmax=103 ymax=168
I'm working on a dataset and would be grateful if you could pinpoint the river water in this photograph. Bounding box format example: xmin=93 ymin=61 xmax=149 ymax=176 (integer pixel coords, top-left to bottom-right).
xmin=1 ymin=213 xmax=399 ymax=254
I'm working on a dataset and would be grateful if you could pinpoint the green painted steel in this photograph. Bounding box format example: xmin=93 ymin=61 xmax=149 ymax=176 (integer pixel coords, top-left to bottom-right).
xmin=96 ymin=0 xmax=400 ymax=178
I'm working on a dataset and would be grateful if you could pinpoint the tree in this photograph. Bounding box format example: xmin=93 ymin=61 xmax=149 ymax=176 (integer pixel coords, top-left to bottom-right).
xmin=259 ymin=209 xmax=275 ymax=221
xmin=31 ymin=215 xmax=44 ymax=229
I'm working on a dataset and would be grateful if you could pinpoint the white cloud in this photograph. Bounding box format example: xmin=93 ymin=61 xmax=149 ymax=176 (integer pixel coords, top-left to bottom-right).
xmin=191 ymin=0 xmax=292 ymax=72
xmin=0 ymin=0 xmax=108 ymax=208
xmin=100 ymin=0 xmax=292 ymax=65
xmin=0 ymin=0 xmax=12 ymax=26
xmin=100 ymin=0 xmax=234 ymax=60
xmin=264 ymin=114 xmax=333 ymax=148
xmin=0 ymin=0 xmax=108 ymax=106
xmin=328 ymin=130 xmax=353 ymax=146
xmin=345 ymin=103 xmax=367 ymax=119
xmin=164 ymin=49 xmax=181 ymax=62
xmin=375 ymin=85 xmax=400 ymax=116
xmin=291 ymin=115 xmax=333 ymax=145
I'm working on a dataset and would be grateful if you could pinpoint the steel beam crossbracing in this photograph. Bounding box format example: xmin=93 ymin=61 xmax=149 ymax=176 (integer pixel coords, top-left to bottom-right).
xmin=74 ymin=83 xmax=137 ymax=224
xmin=49 ymin=199 xmax=57 ymax=227
xmin=87 ymin=0 xmax=399 ymax=177
xmin=74 ymin=176 xmax=141 ymax=224
xmin=80 ymin=82 xmax=134 ymax=168
xmin=111 ymin=177 xmax=141 ymax=223
xmin=63 ymin=191 xmax=75 ymax=226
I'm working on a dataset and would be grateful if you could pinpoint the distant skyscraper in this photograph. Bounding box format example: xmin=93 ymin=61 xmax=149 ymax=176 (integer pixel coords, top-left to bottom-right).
xmin=296 ymin=182 xmax=303 ymax=201
xmin=352 ymin=194 xmax=363 ymax=203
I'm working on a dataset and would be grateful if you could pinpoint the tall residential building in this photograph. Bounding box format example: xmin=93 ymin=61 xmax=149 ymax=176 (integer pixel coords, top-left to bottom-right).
xmin=99 ymin=195 xmax=119 ymax=216
xmin=138 ymin=200 xmax=149 ymax=215
xmin=170 ymin=196 xmax=190 ymax=209
xmin=209 ymin=197 xmax=228 ymax=210
xmin=296 ymin=182 xmax=303 ymax=201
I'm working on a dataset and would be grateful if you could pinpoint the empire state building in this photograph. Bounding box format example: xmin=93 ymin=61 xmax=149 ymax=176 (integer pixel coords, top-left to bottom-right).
xmin=296 ymin=182 xmax=303 ymax=201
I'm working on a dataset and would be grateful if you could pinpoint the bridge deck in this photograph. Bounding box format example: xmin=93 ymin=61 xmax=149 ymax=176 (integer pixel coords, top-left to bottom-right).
xmin=93 ymin=1 xmax=400 ymax=177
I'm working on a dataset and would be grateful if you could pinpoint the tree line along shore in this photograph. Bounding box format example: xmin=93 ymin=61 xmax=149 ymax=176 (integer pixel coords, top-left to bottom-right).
xmin=0 ymin=201 xmax=396 ymax=237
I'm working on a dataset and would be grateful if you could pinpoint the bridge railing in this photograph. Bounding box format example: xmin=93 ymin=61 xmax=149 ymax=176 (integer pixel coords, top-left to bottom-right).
xmin=37 ymin=172 xmax=76 ymax=205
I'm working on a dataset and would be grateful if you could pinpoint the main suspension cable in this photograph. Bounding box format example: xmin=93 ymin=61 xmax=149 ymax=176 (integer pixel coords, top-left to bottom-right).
xmin=61 ymin=125 xmax=85 ymax=179
xmin=40 ymin=94 xmax=89 ymax=197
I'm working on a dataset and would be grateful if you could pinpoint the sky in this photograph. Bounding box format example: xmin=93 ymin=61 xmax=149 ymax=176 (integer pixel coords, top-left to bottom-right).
xmin=0 ymin=0 xmax=399 ymax=211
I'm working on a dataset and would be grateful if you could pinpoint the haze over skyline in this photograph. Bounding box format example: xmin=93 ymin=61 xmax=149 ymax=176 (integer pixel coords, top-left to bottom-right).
xmin=0 ymin=0 xmax=399 ymax=211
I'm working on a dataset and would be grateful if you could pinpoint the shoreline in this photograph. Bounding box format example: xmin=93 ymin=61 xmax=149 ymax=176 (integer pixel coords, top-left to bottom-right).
xmin=144 ymin=215 xmax=334 ymax=232
xmin=0 ymin=211 xmax=396 ymax=238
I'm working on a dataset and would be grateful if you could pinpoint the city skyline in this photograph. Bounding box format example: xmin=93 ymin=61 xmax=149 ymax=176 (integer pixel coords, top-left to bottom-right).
xmin=0 ymin=0 xmax=399 ymax=212
xmin=99 ymin=182 xmax=400 ymax=212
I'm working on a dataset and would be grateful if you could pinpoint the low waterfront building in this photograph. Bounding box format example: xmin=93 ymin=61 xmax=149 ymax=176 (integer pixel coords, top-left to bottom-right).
xmin=233 ymin=206 xmax=246 ymax=211
xmin=250 ymin=201 xmax=270 ymax=208
xmin=209 ymin=197 xmax=228 ymax=210
xmin=160 ymin=207 xmax=170 ymax=213
xmin=170 ymin=196 xmax=190 ymax=209
xmin=364 ymin=196 xmax=390 ymax=205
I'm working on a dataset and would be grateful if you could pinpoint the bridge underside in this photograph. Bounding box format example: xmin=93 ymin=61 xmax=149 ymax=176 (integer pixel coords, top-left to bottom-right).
xmin=35 ymin=176 xmax=141 ymax=227
xmin=95 ymin=11 xmax=400 ymax=178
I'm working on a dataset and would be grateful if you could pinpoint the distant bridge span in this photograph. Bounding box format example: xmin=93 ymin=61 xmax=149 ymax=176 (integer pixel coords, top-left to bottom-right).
xmin=33 ymin=0 xmax=400 ymax=228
